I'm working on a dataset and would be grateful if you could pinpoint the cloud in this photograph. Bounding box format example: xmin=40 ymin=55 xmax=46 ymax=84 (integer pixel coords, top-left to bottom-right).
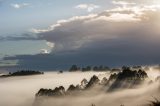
xmin=114 ymin=0 xmax=156 ymax=5
xmin=75 ymin=4 xmax=100 ymax=12
xmin=112 ymin=1 xmax=136 ymax=6
xmin=32 ymin=4 xmax=160 ymax=52
xmin=2 ymin=3 xmax=160 ymax=70
xmin=40 ymin=49 xmax=50 ymax=54
xmin=11 ymin=3 xmax=29 ymax=9
xmin=46 ymin=42 xmax=55 ymax=48
xmin=39 ymin=42 xmax=54 ymax=54
xmin=89 ymin=13 xmax=141 ymax=22
xmin=0 ymin=34 xmax=40 ymax=41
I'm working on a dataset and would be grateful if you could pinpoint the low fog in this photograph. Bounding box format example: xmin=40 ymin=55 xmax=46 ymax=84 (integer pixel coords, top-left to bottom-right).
xmin=0 ymin=72 xmax=105 ymax=106
xmin=0 ymin=67 xmax=160 ymax=106
xmin=35 ymin=83 xmax=160 ymax=106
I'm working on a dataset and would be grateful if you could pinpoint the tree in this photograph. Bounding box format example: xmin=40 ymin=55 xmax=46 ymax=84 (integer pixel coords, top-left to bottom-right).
xmin=93 ymin=66 xmax=98 ymax=71
xmin=69 ymin=65 xmax=79 ymax=72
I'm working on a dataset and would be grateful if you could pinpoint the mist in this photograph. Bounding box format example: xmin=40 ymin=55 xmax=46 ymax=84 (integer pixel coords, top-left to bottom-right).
xmin=0 ymin=72 xmax=105 ymax=106
xmin=35 ymin=83 xmax=160 ymax=106
xmin=0 ymin=67 xmax=160 ymax=106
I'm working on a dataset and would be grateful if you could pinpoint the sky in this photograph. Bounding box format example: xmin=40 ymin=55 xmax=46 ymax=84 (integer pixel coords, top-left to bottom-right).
xmin=0 ymin=0 xmax=160 ymax=70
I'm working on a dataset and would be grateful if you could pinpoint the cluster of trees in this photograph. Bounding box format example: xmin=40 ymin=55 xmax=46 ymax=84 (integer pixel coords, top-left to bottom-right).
xmin=69 ymin=65 xmax=110 ymax=72
xmin=9 ymin=70 xmax=44 ymax=76
xmin=36 ymin=67 xmax=149 ymax=98
xmin=109 ymin=67 xmax=148 ymax=81
xmin=36 ymin=86 xmax=65 ymax=97
xmin=108 ymin=67 xmax=148 ymax=91
xmin=36 ymin=75 xmax=101 ymax=97
xmin=69 ymin=65 xmax=145 ymax=72
xmin=149 ymin=98 xmax=160 ymax=106
xmin=1 ymin=70 xmax=43 ymax=77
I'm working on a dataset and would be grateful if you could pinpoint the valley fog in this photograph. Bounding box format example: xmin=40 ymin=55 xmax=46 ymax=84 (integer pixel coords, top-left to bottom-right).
xmin=0 ymin=72 xmax=105 ymax=106
xmin=35 ymin=83 xmax=160 ymax=106
xmin=0 ymin=67 xmax=160 ymax=106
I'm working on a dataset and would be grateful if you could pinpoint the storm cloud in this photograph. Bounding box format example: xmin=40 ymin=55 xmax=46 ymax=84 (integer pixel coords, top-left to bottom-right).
xmin=2 ymin=3 xmax=160 ymax=70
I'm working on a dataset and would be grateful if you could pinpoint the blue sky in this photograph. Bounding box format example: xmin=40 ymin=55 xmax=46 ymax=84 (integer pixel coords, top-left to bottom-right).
xmin=0 ymin=0 xmax=111 ymax=36
xmin=1 ymin=0 xmax=160 ymax=70
xmin=0 ymin=0 xmax=111 ymax=59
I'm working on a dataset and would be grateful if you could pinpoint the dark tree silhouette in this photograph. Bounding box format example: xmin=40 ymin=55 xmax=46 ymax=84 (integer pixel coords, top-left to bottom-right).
xmin=108 ymin=68 xmax=148 ymax=91
xmin=85 ymin=75 xmax=100 ymax=89
xmin=35 ymin=66 xmax=149 ymax=98
xmin=67 ymin=84 xmax=81 ymax=92
xmin=93 ymin=65 xmax=110 ymax=71
xmin=149 ymin=98 xmax=160 ymax=106
xmin=0 ymin=70 xmax=43 ymax=78
xmin=82 ymin=66 xmax=92 ymax=71
xmin=36 ymin=86 xmax=65 ymax=97
xmin=69 ymin=65 xmax=80 ymax=72
xmin=101 ymin=77 xmax=108 ymax=85
xmin=69 ymin=65 xmax=110 ymax=72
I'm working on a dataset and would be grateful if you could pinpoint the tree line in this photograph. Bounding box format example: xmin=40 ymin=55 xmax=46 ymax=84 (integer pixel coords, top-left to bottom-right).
xmin=69 ymin=65 xmax=110 ymax=72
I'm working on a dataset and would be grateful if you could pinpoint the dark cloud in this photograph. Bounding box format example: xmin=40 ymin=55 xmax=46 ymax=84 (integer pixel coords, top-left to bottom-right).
xmin=0 ymin=34 xmax=41 ymax=41
xmin=4 ymin=36 xmax=160 ymax=70
xmin=2 ymin=4 xmax=160 ymax=70
xmin=34 ymin=5 xmax=160 ymax=54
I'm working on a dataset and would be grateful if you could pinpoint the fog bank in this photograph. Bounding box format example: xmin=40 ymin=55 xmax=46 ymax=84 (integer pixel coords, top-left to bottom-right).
xmin=0 ymin=72 xmax=105 ymax=106
xmin=0 ymin=69 xmax=160 ymax=106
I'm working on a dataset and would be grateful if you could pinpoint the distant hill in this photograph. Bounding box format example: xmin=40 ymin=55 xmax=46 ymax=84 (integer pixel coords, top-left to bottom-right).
xmin=0 ymin=70 xmax=43 ymax=78
xmin=69 ymin=65 xmax=111 ymax=72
